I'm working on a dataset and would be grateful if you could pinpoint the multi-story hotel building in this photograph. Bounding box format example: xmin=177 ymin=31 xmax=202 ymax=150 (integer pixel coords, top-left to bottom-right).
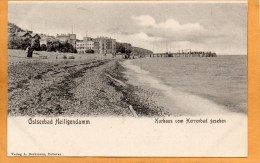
xmin=84 ymin=37 xmax=94 ymax=50
xmin=93 ymin=36 xmax=116 ymax=54
xmin=76 ymin=36 xmax=94 ymax=54
xmin=76 ymin=36 xmax=116 ymax=54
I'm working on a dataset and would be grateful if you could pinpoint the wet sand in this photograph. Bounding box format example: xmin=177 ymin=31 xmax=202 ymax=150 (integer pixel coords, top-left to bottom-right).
xmin=8 ymin=49 xmax=164 ymax=117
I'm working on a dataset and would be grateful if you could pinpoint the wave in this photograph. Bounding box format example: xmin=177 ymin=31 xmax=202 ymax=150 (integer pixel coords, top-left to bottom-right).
xmin=123 ymin=60 xmax=231 ymax=116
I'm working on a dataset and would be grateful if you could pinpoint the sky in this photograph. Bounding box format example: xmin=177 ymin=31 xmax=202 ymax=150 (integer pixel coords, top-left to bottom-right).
xmin=8 ymin=1 xmax=247 ymax=54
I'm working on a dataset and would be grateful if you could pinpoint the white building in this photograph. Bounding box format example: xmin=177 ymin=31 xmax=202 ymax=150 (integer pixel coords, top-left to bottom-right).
xmin=93 ymin=36 xmax=116 ymax=54
xmin=86 ymin=41 xmax=94 ymax=50
xmin=76 ymin=35 xmax=116 ymax=54
xmin=76 ymin=40 xmax=94 ymax=54
xmin=76 ymin=37 xmax=94 ymax=54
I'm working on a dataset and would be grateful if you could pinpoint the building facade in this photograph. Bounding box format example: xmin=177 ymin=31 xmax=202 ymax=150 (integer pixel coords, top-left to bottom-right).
xmin=93 ymin=37 xmax=116 ymax=54
xmin=76 ymin=40 xmax=86 ymax=54
xmin=84 ymin=37 xmax=94 ymax=50
xmin=76 ymin=38 xmax=94 ymax=54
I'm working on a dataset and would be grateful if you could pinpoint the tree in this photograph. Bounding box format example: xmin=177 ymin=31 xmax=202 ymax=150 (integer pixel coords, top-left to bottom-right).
xmin=21 ymin=38 xmax=31 ymax=50
xmin=8 ymin=36 xmax=22 ymax=49
xmin=46 ymin=41 xmax=77 ymax=53
xmin=32 ymin=38 xmax=41 ymax=51
xmin=85 ymin=49 xmax=94 ymax=53
xmin=125 ymin=49 xmax=132 ymax=54
xmin=116 ymin=42 xmax=132 ymax=54
xmin=40 ymin=44 xmax=47 ymax=51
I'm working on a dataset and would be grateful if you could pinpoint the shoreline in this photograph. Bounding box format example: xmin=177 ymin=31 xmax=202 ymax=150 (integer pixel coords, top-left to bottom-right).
xmin=105 ymin=60 xmax=167 ymax=117
xmin=123 ymin=58 xmax=247 ymax=116
xmin=8 ymin=49 xmax=165 ymax=117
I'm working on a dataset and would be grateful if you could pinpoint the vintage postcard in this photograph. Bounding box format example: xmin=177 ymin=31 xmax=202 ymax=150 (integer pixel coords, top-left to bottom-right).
xmin=7 ymin=1 xmax=248 ymax=157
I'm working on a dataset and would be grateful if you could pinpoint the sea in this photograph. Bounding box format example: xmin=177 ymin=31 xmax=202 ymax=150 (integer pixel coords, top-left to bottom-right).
xmin=123 ymin=55 xmax=247 ymax=116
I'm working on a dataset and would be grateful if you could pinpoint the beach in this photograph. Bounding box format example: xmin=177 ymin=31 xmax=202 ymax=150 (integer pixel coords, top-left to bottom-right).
xmin=8 ymin=49 xmax=164 ymax=117
xmin=7 ymin=49 xmax=248 ymax=157
xmin=8 ymin=50 xmax=247 ymax=117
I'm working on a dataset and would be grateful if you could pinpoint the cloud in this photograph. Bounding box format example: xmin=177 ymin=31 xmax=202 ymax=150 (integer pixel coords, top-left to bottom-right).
xmin=132 ymin=15 xmax=204 ymax=31
xmin=131 ymin=15 xmax=213 ymax=42
xmin=129 ymin=32 xmax=164 ymax=42
xmin=106 ymin=31 xmax=165 ymax=51
xmin=105 ymin=15 xmax=246 ymax=54
xmin=156 ymin=19 xmax=204 ymax=33
xmin=131 ymin=15 xmax=156 ymax=27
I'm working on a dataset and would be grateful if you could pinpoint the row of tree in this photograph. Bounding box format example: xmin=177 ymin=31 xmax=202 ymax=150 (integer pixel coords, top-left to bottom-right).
xmin=8 ymin=36 xmax=77 ymax=53
xmin=44 ymin=41 xmax=77 ymax=53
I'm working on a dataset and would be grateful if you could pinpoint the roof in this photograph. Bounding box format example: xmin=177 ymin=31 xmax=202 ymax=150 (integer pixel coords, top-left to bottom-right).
xmin=40 ymin=34 xmax=55 ymax=39
xmin=41 ymin=37 xmax=58 ymax=43
xmin=56 ymin=34 xmax=70 ymax=38
xmin=31 ymin=33 xmax=41 ymax=39
xmin=16 ymin=32 xmax=31 ymax=37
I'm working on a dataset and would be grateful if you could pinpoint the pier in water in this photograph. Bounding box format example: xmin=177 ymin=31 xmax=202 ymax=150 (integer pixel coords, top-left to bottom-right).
xmin=141 ymin=52 xmax=217 ymax=58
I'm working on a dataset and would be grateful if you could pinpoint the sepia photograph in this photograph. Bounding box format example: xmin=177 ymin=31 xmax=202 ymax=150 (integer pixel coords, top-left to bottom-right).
xmin=7 ymin=1 xmax=248 ymax=157
xmin=8 ymin=1 xmax=247 ymax=117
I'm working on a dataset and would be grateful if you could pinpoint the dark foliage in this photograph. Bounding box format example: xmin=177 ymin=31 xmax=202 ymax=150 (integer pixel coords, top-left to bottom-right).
xmin=40 ymin=44 xmax=47 ymax=51
xmin=116 ymin=42 xmax=132 ymax=54
xmin=8 ymin=36 xmax=22 ymax=49
xmin=21 ymin=38 xmax=32 ymax=50
xmin=85 ymin=49 xmax=95 ymax=53
xmin=132 ymin=46 xmax=153 ymax=56
xmin=32 ymin=39 xmax=41 ymax=51
xmin=46 ymin=41 xmax=77 ymax=53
